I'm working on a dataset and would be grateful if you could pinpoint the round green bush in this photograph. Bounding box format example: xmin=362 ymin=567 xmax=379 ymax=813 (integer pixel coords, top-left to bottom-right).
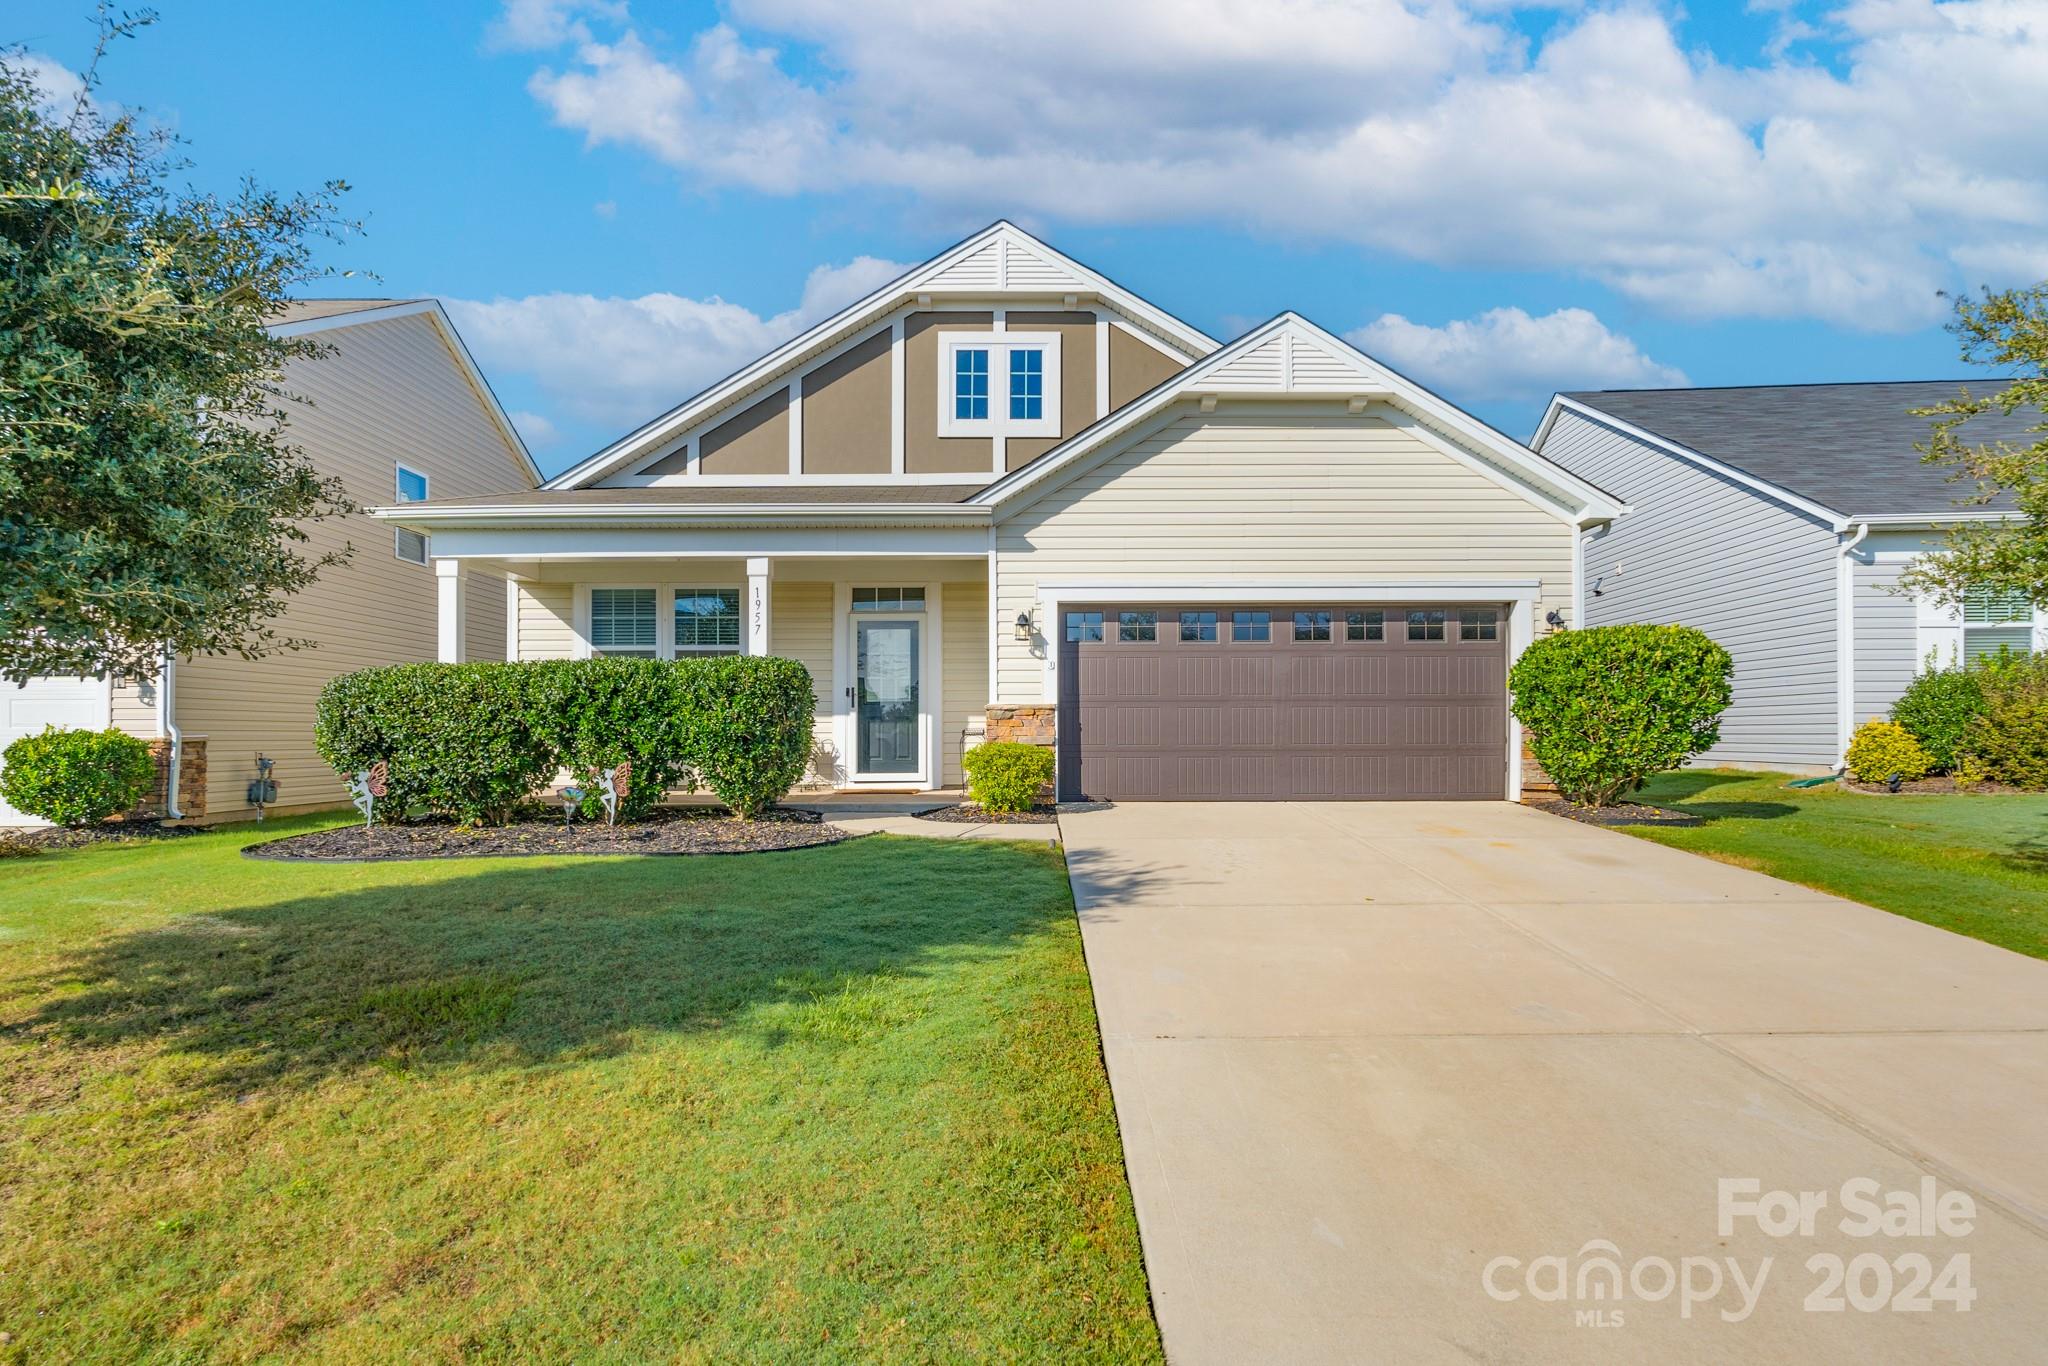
xmin=961 ymin=741 xmax=1055 ymax=814
xmin=1845 ymin=720 xmax=1931 ymax=784
xmin=0 ymin=726 xmax=156 ymax=826
xmin=1889 ymin=664 xmax=1984 ymax=772
xmin=1508 ymin=624 xmax=1733 ymax=808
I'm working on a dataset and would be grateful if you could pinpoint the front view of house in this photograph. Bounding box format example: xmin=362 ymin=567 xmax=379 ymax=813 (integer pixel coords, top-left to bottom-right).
xmin=379 ymin=224 xmax=1623 ymax=802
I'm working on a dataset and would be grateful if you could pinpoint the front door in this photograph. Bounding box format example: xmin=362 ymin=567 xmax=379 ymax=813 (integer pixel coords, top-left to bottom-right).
xmin=855 ymin=619 xmax=921 ymax=778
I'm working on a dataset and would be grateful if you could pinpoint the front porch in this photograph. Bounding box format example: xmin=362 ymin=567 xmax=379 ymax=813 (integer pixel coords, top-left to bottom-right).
xmin=433 ymin=554 xmax=1010 ymax=792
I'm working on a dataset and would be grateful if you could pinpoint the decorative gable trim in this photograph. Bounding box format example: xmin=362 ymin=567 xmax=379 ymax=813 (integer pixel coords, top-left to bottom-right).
xmin=973 ymin=313 xmax=1628 ymax=525
xmin=544 ymin=221 xmax=1218 ymax=491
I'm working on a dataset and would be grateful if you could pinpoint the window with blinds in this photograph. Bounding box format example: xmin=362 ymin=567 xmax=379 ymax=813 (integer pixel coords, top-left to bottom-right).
xmin=1962 ymin=586 xmax=2033 ymax=665
xmin=589 ymin=588 xmax=658 ymax=658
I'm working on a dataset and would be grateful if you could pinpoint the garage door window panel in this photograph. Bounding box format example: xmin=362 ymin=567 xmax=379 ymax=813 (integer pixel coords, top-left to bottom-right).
xmin=1459 ymin=608 xmax=1499 ymax=642
xmin=1065 ymin=610 xmax=1105 ymax=643
xmin=1293 ymin=610 xmax=1332 ymax=642
xmin=1407 ymin=609 xmax=1447 ymax=642
xmin=1118 ymin=611 xmax=1157 ymax=643
xmin=1232 ymin=610 xmax=1271 ymax=643
xmin=1180 ymin=611 xmax=1219 ymax=643
xmin=1346 ymin=610 xmax=1384 ymax=642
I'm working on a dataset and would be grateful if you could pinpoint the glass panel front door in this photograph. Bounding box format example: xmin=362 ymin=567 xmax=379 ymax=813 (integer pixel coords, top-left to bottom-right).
xmin=857 ymin=619 xmax=920 ymax=776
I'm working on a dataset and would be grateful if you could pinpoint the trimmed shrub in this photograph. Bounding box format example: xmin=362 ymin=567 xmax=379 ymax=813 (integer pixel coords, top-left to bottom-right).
xmin=962 ymin=742 xmax=1055 ymax=814
xmin=675 ymin=655 xmax=815 ymax=819
xmin=315 ymin=663 xmax=556 ymax=825
xmin=1967 ymin=653 xmax=2048 ymax=790
xmin=0 ymin=727 xmax=156 ymax=826
xmin=1508 ymin=624 xmax=1733 ymax=808
xmin=524 ymin=659 xmax=697 ymax=822
xmin=1845 ymin=720 xmax=1931 ymax=784
xmin=1889 ymin=662 xmax=1984 ymax=772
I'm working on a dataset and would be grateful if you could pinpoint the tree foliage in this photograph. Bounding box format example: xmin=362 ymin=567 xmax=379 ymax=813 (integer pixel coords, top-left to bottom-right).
xmin=0 ymin=10 xmax=359 ymax=683
xmin=1898 ymin=282 xmax=2048 ymax=609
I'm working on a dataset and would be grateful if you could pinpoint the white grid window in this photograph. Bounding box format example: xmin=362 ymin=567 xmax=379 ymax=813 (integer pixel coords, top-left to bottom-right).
xmin=674 ymin=588 xmax=741 ymax=653
xmin=937 ymin=333 xmax=1060 ymax=439
xmin=589 ymin=588 xmax=658 ymax=658
xmin=1963 ymin=586 xmax=2033 ymax=664
xmin=394 ymin=464 xmax=429 ymax=565
xmin=851 ymin=587 xmax=926 ymax=612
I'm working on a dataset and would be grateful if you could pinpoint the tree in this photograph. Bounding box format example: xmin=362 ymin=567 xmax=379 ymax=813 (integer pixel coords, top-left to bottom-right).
xmin=1898 ymin=282 xmax=2048 ymax=609
xmin=0 ymin=10 xmax=360 ymax=684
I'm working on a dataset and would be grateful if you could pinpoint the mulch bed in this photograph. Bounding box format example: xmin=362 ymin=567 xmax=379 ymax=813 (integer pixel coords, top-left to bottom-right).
xmin=916 ymin=802 xmax=1060 ymax=825
xmin=0 ymin=818 xmax=201 ymax=857
xmin=246 ymin=806 xmax=853 ymax=862
xmin=1527 ymin=797 xmax=1703 ymax=827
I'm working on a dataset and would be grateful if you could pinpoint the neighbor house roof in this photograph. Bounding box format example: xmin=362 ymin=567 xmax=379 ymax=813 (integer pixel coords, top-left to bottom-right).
xmin=400 ymin=483 xmax=986 ymax=510
xmin=271 ymin=298 xmax=426 ymax=324
xmin=1549 ymin=380 xmax=2032 ymax=521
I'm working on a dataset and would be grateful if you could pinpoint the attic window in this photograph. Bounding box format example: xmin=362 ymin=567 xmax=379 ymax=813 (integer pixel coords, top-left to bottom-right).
xmin=938 ymin=333 xmax=1060 ymax=439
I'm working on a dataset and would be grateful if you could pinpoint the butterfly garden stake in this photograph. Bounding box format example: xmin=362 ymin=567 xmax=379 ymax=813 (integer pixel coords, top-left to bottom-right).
xmin=347 ymin=761 xmax=388 ymax=831
xmin=598 ymin=761 xmax=631 ymax=827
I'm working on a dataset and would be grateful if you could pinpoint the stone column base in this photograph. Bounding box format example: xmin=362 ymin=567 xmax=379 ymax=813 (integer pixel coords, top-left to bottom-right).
xmin=983 ymin=704 xmax=1056 ymax=747
xmin=127 ymin=737 xmax=207 ymax=821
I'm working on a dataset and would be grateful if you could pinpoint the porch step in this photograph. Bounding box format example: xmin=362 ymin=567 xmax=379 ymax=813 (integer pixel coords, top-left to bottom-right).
xmin=784 ymin=792 xmax=960 ymax=818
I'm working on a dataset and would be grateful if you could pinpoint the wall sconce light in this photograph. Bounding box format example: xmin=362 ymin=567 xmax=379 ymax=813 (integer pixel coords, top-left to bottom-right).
xmin=1013 ymin=612 xmax=1034 ymax=641
xmin=1545 ymin=609 xmax=1566 ymax=629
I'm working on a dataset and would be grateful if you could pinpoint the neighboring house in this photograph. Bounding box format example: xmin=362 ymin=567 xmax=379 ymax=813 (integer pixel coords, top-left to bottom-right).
xmin=1533 ymin=382 xmax=2036 ymax=774
xmin=0 ymin=299 xmax=539 ymax=826
xmin=377 ymin=223 xmax=1622 ymax=803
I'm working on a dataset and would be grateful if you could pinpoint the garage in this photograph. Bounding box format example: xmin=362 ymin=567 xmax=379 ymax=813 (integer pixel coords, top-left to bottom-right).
xmin=1055 ymin=603 xmax=1507 ymax=802
xmin=0 ymin=676 xmax=113 ymax=825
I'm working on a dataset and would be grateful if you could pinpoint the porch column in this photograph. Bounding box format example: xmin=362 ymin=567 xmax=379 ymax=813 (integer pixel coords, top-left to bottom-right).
xmin=745 ymin=557 xmax=772 ymax=656
xmin=435 ymin=558 xmax=466 ymax=663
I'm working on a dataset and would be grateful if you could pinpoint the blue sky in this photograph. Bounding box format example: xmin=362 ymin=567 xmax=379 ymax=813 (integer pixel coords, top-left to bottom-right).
xmin=12 ymin=0 xmax=2045 ymax=477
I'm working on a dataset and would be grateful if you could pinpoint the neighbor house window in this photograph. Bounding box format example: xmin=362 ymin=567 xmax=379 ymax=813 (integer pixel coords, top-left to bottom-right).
xmin=1963 ymin=586 xmax=2033 ymax=664
xmin=851 ymin=586 xmax=926 ymax=612
xmin=589 ymin=588 xmax=657 ymax=658
xmin=1407 ymin=609 xmax=1446 ymax=641
xmin=674 ymin=588 xmax=741 ymax=653
xmin=1179 ymin=610 xmax=1218 ymax=642
xmin=1346 ymin=610 xmax=1383 ymax=642
xmin=1065 ymin=610 xmax=1104 ymax=643
xmin=1232 ymin=610 xmax=1270 ymax=642
xmin=1118 ymin=610 xmax=1157 ymax=642
xmin=1293 ymin=610 xmax=1331 ymax=642
xmin=938 ymin=334 xmax=1060 ymax=439
xmin=394 ymin=463 xmax=429 ymax=564
xmin=1460 ymin=608 xmax=1499 ymax=641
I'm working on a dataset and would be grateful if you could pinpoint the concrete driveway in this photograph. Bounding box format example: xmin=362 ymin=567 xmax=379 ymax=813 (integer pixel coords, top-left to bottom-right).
xmin=1060 ymin=801 xmax=2048 ymax=1364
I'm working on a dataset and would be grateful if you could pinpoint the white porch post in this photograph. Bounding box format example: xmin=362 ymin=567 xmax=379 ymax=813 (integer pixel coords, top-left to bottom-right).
xmin=435 ymin=558 xmax=466 ymax=663
xmin=746 ymin=557 xmax=773 ymax=656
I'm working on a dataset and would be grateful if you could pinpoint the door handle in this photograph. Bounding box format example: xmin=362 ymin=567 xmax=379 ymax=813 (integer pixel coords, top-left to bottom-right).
xmin=846 ymin=686 xmax=855 ymax=702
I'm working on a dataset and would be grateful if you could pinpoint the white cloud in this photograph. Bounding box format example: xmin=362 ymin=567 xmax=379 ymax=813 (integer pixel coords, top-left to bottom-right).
xmin=446 ymin=255 xmax=909 ymax=436
xmin=1348 ymin=307 xmax=1687 ymax=404
xmin=487 ymin=0 xmax=625 ymax=51
xmin=508 ymin=409 xmax=560 ymax=449
xmin=504 ymin=0 xmax=2048 ymax=331
xmin=17 ymin=53 xmax=88 ymax=116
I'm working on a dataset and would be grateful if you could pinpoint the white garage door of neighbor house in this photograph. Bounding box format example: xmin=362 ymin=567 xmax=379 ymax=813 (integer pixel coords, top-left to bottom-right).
xmin=0 ymin=677 xmax=112 ymax=825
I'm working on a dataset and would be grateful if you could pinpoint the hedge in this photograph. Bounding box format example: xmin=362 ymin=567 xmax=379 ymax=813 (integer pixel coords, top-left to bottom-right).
xmin=315 ymin=657 xmax=815 ymax=824
xmin=961 ymin=741 xmax=1054 ymax=813
xmin=0 ymin=727 xmax=156 ymax=827
xmin=1889 ymin=662 xmax=1984 ymax=773
xmin=1967 ymin=653 xmax=2048 ymax=790
xmin=1508 ymin=624 xmax=1733 ymax=808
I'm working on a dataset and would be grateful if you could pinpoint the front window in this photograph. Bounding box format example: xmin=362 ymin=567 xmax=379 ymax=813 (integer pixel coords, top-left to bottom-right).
xmin=1963 ymin=586 xmax=2033 ymax=664
xmin=674 ymin=588 xmax=741 ymax=653
xmin=852 ymin=586 xmax=926 ymax=613
xmin=394 ymin=463 xmax=429 ymax=565
xmin=1009 ymin=348 xmax=1044 ymax=420
xmin=1232 ymin=610 xmax=1270 ymax=643
xmin=1065 ymin=610 xmax=1104 ymax=643
xmin=953 ymin=349 xmax=989 ymax=421
xmin=590 ymin=587 xmax=658 ymax=658
xmin=1179 ymin=610 xmax=1218 ymax=642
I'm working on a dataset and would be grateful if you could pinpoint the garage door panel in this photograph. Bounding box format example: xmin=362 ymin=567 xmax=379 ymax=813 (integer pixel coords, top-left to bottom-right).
xmin=1061 ymin=602 xmax=1506 ymax=802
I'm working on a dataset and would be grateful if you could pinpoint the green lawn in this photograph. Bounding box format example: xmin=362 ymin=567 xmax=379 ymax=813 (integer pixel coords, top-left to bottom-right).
xmin=0 ymin=817 xmax=1160 ymax=1363
xmin=1628 ymin=770 xmax=2048 ymax=960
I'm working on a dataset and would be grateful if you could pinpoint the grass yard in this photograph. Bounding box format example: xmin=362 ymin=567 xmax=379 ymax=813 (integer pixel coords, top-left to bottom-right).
xmin=0 ymin=817 xmax=1160 ymax=1363
xmin=1629 ymin=770 xmax=2048 ymax=961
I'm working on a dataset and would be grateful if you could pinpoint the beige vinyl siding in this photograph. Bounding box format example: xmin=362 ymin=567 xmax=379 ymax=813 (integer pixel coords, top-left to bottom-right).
xmin=941 ymin=580 xmax=988 ymax=784
xmin=515 ymin=581 xmax=576 ymax=660
xmin=172 ymin=312 xmax=532 ymax=819
xmin=992 ymin=404 xmax=1574 ymax=701
xmin=109 ymin=677 xmax=158 ymax=740
xmin=771 ymin=581 xmax=838 ymax=787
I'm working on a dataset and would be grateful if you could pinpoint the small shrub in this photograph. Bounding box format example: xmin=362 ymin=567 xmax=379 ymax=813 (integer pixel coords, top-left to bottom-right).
xmin=315 ymin=664 xmax=555 ymax=825
xmin=1889 ymin=662 xmax=1985 ymax=772
xmin=961 ymin=742 xmax=1054 ymax=814
xmin=1845 ymin=720 xmax=1931 ymax=784
xmin=1967 ymin=654 xmax=2048 ymax=790
xmin=1953 ymin=752 xmax=1993 ymax=788
xmin=0 ymin=727 xmax=156 ymax=827
xmin=1508 ymin=624 xmax=1733 ymax=808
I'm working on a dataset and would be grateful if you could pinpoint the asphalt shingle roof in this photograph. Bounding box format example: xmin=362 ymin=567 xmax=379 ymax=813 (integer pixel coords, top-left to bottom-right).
xmin=1560 ymin=380 xmax=2038 ymax=518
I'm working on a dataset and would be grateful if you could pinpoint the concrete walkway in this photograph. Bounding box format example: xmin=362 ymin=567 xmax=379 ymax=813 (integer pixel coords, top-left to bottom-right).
xmin=1060 ymin=801 xmax=2048 ymax=1363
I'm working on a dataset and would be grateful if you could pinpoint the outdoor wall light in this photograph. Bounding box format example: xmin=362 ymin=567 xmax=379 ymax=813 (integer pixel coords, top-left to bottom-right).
xmin=1014 ymin=612 xmax=1034 ymax=641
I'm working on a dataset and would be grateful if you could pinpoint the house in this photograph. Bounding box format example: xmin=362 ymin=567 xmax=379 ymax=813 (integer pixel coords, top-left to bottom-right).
xmin=0 ymin=300 xmax=539 ymax=826
xmin=376 ymin=223 xmax=1621 ymax=803
xmin=1533 ymin=382 xmax=2037 ymax=773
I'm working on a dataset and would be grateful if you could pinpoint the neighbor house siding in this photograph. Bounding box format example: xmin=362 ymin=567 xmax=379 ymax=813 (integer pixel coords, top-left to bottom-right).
xmin=1854 ymin=553 xmax=1919 ymax=727
xmin=771 ymin=581 xmax=838 ymax=788
xmin=991 ymin=404 xmax=1574 ymax=702
xmin=941 ymin=579 xmax=988 ymax=784
xmin=515 ymin=581 xmax=576 ymax=660
xmin=1539 ymin=407 xmax=1840 ymax=767
xmin=171 ymin=312 xmax=530 ymax=819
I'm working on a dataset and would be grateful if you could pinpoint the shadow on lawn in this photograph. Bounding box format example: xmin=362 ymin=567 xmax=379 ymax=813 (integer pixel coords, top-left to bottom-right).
xmin=1639 ymin=771 xmax=1801 ymax=823
xmin=12 ymin=838 xmax=1078 ymax=1096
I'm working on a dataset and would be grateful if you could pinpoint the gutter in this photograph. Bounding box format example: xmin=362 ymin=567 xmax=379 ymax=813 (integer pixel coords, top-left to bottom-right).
xmin=1835 ymin=521 xmax=1871 ymax=768
xmin=158 ymin=648 xmax=183 ymax=820
xmin=365 ymin=502 xmax=994 ymax=529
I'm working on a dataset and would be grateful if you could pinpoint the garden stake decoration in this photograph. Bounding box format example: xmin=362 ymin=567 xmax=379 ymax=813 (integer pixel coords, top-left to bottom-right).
xmin=598 ymin=761 xmax=631 ymax=826
xmin=560 ymin=784 xmax=585 ymax=827
xmin=346 ymin=761 xmax=388 ymax=830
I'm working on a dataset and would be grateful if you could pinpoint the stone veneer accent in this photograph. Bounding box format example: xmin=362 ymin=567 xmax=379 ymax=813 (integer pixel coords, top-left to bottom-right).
xmin=983 ymin=704 xmax=1056 ymax=747
xmin=1519 ymin=736 xmax=1555 ymax=795
xmin=129 ymin=737 xmax=207 ymax=820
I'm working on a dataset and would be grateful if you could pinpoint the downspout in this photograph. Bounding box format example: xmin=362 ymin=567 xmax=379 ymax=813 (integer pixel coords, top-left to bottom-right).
xmin=158 ymin=648 xmax=183 ymax=820
xmin=1836 ymin=521 xmax=1870 ymax=769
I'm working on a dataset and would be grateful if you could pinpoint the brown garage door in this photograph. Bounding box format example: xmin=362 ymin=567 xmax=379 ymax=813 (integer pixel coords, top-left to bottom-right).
xmin=1056 ymin=603 xmax=1507 ymax=802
